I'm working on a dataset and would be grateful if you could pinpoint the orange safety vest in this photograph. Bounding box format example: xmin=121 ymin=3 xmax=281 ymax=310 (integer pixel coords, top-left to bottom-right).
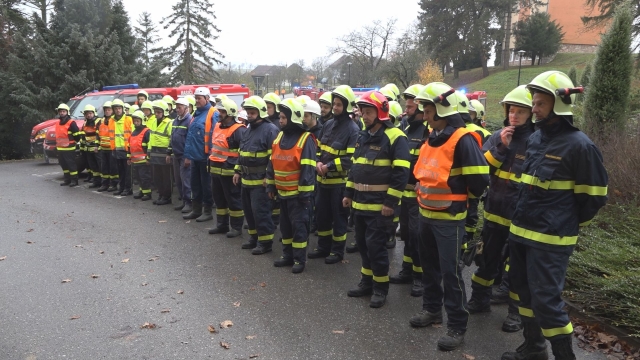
xmin=203 ymin=107 xmax=216 ymax=154
xmin=97 ymin=118 xmax=112 ymax=150
xmin=209 ymin=122 xmax=245 ymax=163
xmin=108 ymin=115 xmax=133 ymax=151
xmin=129 ymin=128 xmax=149 ymax=163
xmin=414 ymin=127 xmax=481 ymax=211
xmin=55 ymin=120 xmax=75 ymax=148
xmin=271 ymin=132 xmax=311 ymax=192
xmin=82 ymin=123 xmax=97 ymax=149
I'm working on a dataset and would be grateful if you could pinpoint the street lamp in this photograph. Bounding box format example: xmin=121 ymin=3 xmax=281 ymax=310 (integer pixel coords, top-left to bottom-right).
xmin=347 ymin=62 xmax=352 ymax=87
xmin=517 ymin=50 xmax=526 ymax=86
xmin=265 ymin=73 xmax=269 ymax=94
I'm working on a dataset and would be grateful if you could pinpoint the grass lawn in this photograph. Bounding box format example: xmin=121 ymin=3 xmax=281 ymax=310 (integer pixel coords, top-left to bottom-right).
xmin=444 ymin=53 xmax=596 ymax=127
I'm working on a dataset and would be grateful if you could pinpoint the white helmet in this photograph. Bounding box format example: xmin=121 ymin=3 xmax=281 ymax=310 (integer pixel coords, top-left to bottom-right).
xmin=238 ymin=110 xmax=248 ymax=120
xmin=175 ymin=98 xmax=190 ymax=107
xmin=302 ymin=99 xmax=321 ymax=116
xmin=194 ymin=87 xmax=210 ymax=97
xmin=297 ymin=95 xmax=312 ymax=102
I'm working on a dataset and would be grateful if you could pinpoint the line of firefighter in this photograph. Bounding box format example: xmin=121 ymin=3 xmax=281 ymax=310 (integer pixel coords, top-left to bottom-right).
xmin=53 ymin=71 xmax=608 ymax=358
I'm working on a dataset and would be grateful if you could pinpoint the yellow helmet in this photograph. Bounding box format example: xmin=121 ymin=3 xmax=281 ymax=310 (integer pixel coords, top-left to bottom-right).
xmin=402 ymin=84 xmax=424 ymax=100
xmin=527 ymin=70 xmax=578 ymax=116
xmin=388 ymin=101 xmax=403 ymax=127
xmin=416 ymin=82 xmax=457 ymax=118
xmin=137 ymin=90 xmax=149 ymax=99
xmin=319 ymin=91 xmax=332 ymax=106
xmin=243 ymin=95 xmax=268 ymax=118
xmin=379 ymin=86 xmax=398 ymax=102
xmin=185 ymin=95 xmax=196 ymax=107
xmin=130 ymin=110 xmax=146 ymax=122
xmin=111 ymin=99 xmax=125 ymax=108
xmin=130 ymin=104 xmax=139 ymax=113
xmin=56 ymin=103 xmax=70 ymax=112
xmin=500 ymin=85 xmax=531 ymax=119
xmin=263 ymin=92 xmax=281 ymax=107
xmin=384 ymin=83 xmax=400 ymax=98
xmin=162 ymin=95 xmax=175 ymax=106
xmin=102 ymin=101 xmax=112 ymax=109
xmin=216 ymin=98 xmax=238 ymax=117
xmin=140 ymin=100 xmax=154 ymax=111
xmin=277 ymin=98 xmax=304 ymax=126
xmin=152 ymin=100 xmax=169 ymax=116
xmin=82 ymin=104 xmax=96 ymax=114
xmin=331 ymin=85 xmax=357 ymax=112
xmin=215 ymin=94 xmax=228 ymax=102
xmin=454 ymin=91 xmax=470 ymax=115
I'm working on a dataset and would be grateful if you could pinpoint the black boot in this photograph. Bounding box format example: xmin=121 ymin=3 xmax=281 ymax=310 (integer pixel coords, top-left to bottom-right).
xmin=140 ymin=194 xmax=151 ymax=201
xmin=107 ymin=185 xmax=117 ymax=192
xmin=409 ymin=309 xmax=443 ymax=327
xmin=390 ymin=267 xmax=413 ymax=284
xmin=345 ymin=242 xmax=358 ymax=253
xmin=174 ymin=202 xmax=185 ymax=211
xmin=370 ymin=290 xmax=387 ymax=308
xmin=274 ymin=257 xmax=294 ymax=267
xmin=307 ymin=248 xmax=330 ymax=259
xmin=501 ymin=321 xmax=549 ymax=360
xmin=410 ymin=278 xmax=424 ymax=297
xmin=385 ymin=236 xmax=396 ymax=249
xmin=196 ymin=206 xmax=213 ymax=222
xmin=181 ymin=202 xmax=193 ymax=214
xmin=550 ymin=335 xmax=575 ymax=360
xmin=69 ymin=179 xmax=79 ymax=187
xmin=208 ymin=226 xmax=230 ymax=235
xmin=502 ymin=312 xmax=523 ymax=333
xmin=491 ymin=283 xmax=510 ymax=305
xmin=252 ymin=242 xmax=272 ymax=255
xmin=226 ymin=229 xmax=242 ymax=238
xmin=96 ymin=185 xmax=108 ymax=192
xmin=89 ymin=181 xmax=101 ymax=188
xmin=438 ymin=329 xmax=465 ymax=351
xmin=292 ymin=261 xmax=305 ymax=274
xmin=347 ymin=279 xmax=373 ymax=297
xmin=133 ymin=191 xmax=143 ymax=199
xmin=183 ymin=202 xmax=202 ymax=220
xmin=324 ymin=253 xmax=343 ymax=264
xmin=120 ymin=189 xmax=133 ymax=196
xmin=467 ymin=298 xmax=491 ymax=314
xmin=241 ymin=238 xmax=257 ymax=249
xmin=60 ymin=181 xmax=71 ymax=186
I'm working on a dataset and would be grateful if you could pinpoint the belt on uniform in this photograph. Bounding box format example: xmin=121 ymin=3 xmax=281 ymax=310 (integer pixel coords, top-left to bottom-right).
xmin=241 ymin=165 xmax=266 ymax=174
xmin=354 ymin=183 xmax=389 ymax=192
xmin=405 ymin=184 xmax=415 ymax=191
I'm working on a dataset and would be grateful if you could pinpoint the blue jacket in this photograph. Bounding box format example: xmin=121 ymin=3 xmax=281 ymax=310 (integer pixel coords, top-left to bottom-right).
xmin=184 ymin=103 xmax=218 ymax=161
xmin=169 ymin=113 xmax=193 ymax=158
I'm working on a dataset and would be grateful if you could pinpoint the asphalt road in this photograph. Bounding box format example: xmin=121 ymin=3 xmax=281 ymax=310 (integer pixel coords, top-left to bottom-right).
xmin=0 ymin=160 xmax=606 ymax=360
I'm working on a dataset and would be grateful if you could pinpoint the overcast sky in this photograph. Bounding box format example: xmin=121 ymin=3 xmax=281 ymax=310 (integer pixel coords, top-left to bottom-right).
xmin=123 ymin=0 xmax=422 ymax=69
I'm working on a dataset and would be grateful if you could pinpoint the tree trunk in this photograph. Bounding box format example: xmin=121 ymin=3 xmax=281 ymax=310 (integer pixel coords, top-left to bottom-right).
xmin=503 ymin=8 xmax=512 ymax=70
xmin=481 ymin=51 xmax=489 ymax=78
xmin=531 ymin=55 xmax=536 ymax=66
xmin=453 ymin=67 xmax=459 ymax=80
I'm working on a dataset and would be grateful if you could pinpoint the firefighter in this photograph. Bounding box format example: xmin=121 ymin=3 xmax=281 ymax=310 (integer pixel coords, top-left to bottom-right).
xmin=310 ymin=85 xmax=359 ymax=264
xmin=96 ymin=101 xmax=118 ymax=192
xmin=238 ymin=110 xmax=248 ymax=125
xmin=80 ymin=105 xmax=101 ymax=188
xmin=267 ymin=98 xmax=317 ymax=273
xmin=299 ymin=98 xmax=323 ymax=234
xmin=186 ymin=95 xmax=196 ymax=115
xmin=410 ymin=82 xmax=489 ymax=351
xmin=343 ymin=90 xmax=410 ymax=308
xmin=469 ymin=99 xmax=487 ymax=128
xmin=137 ymin=90 xmax=148 ymax=105
xmin=383 ymin=83 xmax=401 ymax=100
xmin=128 ymin=110 xmax=152 ymax=201
xmin=147 ymin=100 xmax=173 ymax=205
xmin=124 ymin=103 xmax=131 ymax=115
xmin=168 ymin=98 xmax=193 ymax=213
xmin=233 ymin=96 xmax=279 ymax=254
xmin=379 ymin=86 xmax=398 ymax=102
xmin=462 ymin=96 xmax=491 ymax=144
xmin=163 ymin=95 xmax=177 ymax=119
xmin=501 ymin=71 xmax=608 ymax=360
xmin=389 ymin=84 xmax=427 ymax=297
xmin=108 ymin=99 xmax=133 ymax=196
xmin=318 ymin=92 xmax=333 ymax=125
xmin=466 ymin=85 xmax=534 ymax=334
xmin=183 ymin=87 xmax=218 ymax=221
xmin=55 ymin=103 xmax=82 ymax=187
xmin=264 ymin=92 xmax=282 ymax=228
xmin=388 ymin=101 xmax=403 ymax=127
xmin=141 ymin=100 xmax=155 ymax=126
xmin=456 ymin=91 xmax=491 ymax=252
xmin=208 ymin=98 xmax=246 ymax=238
xmin=130 ymin=105 xmax=139 ymax=113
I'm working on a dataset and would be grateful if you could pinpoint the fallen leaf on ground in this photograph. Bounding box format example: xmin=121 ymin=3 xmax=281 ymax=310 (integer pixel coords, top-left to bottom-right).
xmin=70 ymin=315 xmax=81 ymax=320
xmin=208 ymin=325 xmax=217 ymax=333
xmin=26 ymin=229 xmax=34 ymax=232
xmin=432 ymin=323 xmax=442 ymax=328
xmin=141 ymin=282 xmax=148 ymax=286
xmin=160 ymin=309 xmax=170 ymax=313
xmin=148 ymin=256 xmax=160 ymax=261
xmin=341 ymin=259 xmax=350 ymax=264
xmin=158 ymin=220 xmax=167 ymax=223
xmin=140 ymin=322 xmax=156 ymax=329
xmin=61 ymin=279 xmax=72 ymax=283
xmin=232 ymin=276 xmax=238 ymax=281
xmin=185 ymin=220 xmax=191 ymax=224
xmin=233 ymin=301 xmax=241 ymax=307
xmin=260 ymin=282 xmax=266 ymax=287
xmin=246 ymin=335 xmax=256 ymax=340
xmin=0 ymin=256 xmax=6 ymax=261
xmin=249 ymin=287 xmax=256 ymax=291
xmin=99 ymin=250 xmax=104 ymax=254
xmin=249 ymin=355 xmax=259 ymax=359
xmin=598 ymin=332 xmax=617 ymax=344
xmin=332 ymin=330 xmax=345 ymax=334
xmin=90 ymin=274 xmax=100 ymax=278
xmin=220 ymin=320 xmax=233 ymax=328
xmin=121 ymin=258 xmax=129 ymax=263
xmin=177 ymin=290 xmax=184 ymax=294
xmin=74 ymin=244 xmax=82 ymax=248
xmin=26 ymin=241 xmax=34 ymax=244
xmin=219 ymin=341 xmax=230 ymax=349
xmin=463 ymin=354 xmax=475 ymax=360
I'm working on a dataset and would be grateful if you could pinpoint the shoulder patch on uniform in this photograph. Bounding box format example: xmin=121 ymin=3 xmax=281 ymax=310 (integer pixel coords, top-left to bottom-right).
xmin=370 ymin=146 xmax=381 ymax=151
xmin=545 ymin=154 xmax=562 ymax=161
xmin=515 ymin=154 xmax=526 ymax=160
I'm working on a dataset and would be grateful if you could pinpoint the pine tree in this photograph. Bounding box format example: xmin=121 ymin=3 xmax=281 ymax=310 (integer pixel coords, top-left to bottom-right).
xmin=514 ymin=12 xmax=564 ymax=65
xmin=108 ymin=0 xmax=141 ymax=81
xmin=133 ymin=11 xmax=170 ymax=87
xmin=584 ymin=2 xmax=633 ymax=133
xmin=578 ymin=63 xmax=592 ymax=103
xmin=162 ymin=0 xmax=224 ymax=84
xmin=135 ymin=12 xmax=160 ymax=68
xmin=568 ymin=66 xmax=577 ymax=86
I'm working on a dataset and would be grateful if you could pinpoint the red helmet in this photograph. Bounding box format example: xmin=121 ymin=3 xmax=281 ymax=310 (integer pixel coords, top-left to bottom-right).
xmin=356 ymin=90 xmax=390 ymax=121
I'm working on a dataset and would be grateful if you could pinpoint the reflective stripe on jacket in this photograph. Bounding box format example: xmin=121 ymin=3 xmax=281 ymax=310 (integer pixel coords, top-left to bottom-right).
xmin=267 ymin=131 xmax=316 ymax=198
xmin=129 ymin=128 xmax=150 ymax=164
xmin=316 ymin=113 xmax=360 ymax=187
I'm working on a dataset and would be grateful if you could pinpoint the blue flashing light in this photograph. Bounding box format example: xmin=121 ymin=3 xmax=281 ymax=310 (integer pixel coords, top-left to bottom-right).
xmin=241 ymin=84 xmax=246 ymax=88
xmin=102 ymin=84 xmax=140 ymax=91
xmin=459 ymin=88 xmax=466 ymax=95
